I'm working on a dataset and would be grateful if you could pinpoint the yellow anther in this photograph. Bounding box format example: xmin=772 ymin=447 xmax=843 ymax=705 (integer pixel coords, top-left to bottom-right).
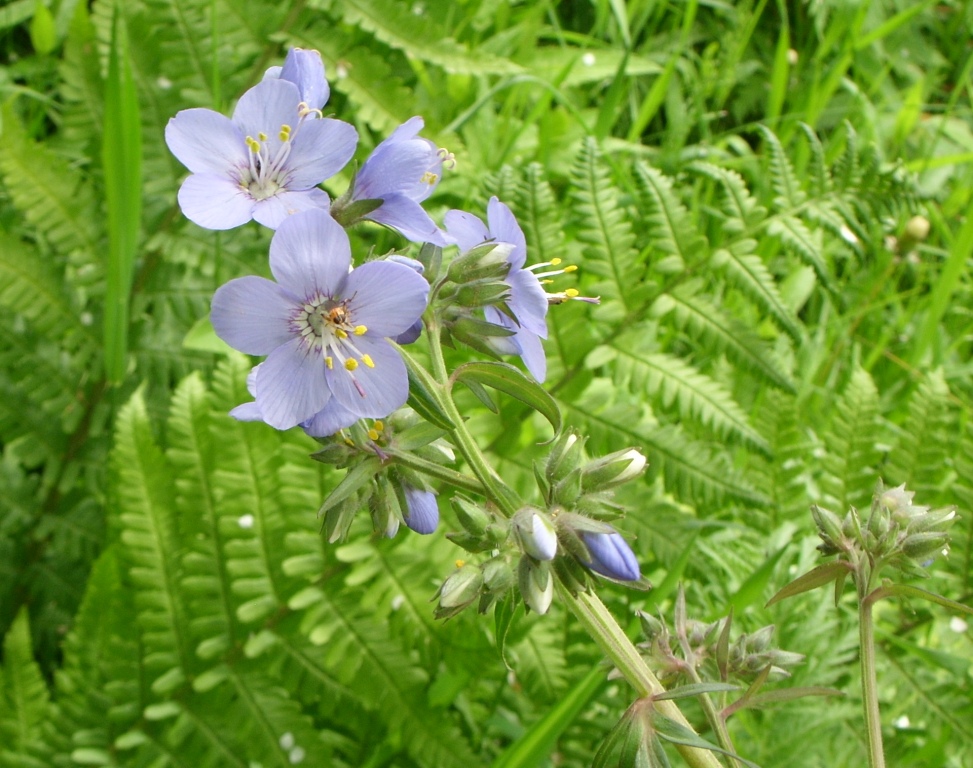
xmin=455 ymin=559 xmax=465 ymax=568
xmin=361 ymin=354 xmax=375 ymax=369
xmin=245 ymin=136 xmax=260 ymax=152
xmin=279 ymin=129 xmax=290 ymax=141
xmin=563 ymin=264 xmax=578 ymax=272
xmin=420 ymin=171 xmax=439 ymax=185
xmin=325 ymin=356 xmax=333 ymax=369
xmin=367 ymin=429 xmax=380 ymax=441
xmin=335 ymin=328 xmax=348 ymax=339
xmin=550 ymin=258 xmax=562 ymax=266
xmin=345 ymin=358 xmax=358 ymax=371
xmin=258 ymin=131 xmax=268 ymax=141
xmin=566 ymin=288 xmax=579 ymax=297
xmin=354 ymin=325 xmax=367 ymax=336
xmin=373 ymin=420 xmax=384 ymax=431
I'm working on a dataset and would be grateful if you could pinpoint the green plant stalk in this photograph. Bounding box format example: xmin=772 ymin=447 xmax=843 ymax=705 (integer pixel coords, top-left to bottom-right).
xmin=387 ymin=449 xmax=485 ymax=495
xmin=681 ymin=659 xmax=737 ymax=760
xmin=859 ymin=588 xmax=886 ymax=768
xmin=423 ymin=320 xmax=722 ymax=766
xmin=557 ymin=583 xmax=724 ymax=768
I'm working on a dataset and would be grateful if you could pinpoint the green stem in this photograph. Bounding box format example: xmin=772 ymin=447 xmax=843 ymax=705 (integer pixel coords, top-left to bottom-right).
xmin=859 ymin=589 xmax=886 ymax=768
xmin=387 ymin=449 xmax=485 ymax=495
xmin=556 ymin=583 xmax=724 ymax=768
xmin=683 ymin=665 xmax=737 ymax=760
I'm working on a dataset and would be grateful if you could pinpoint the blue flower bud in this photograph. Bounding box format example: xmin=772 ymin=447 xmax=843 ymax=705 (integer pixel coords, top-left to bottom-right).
xmin=579 ymin=530 xmax=641 ymax=581
xmin=403 ymin=486 xmax=439 ymax=535
xmin=512 ymin=508 xmax=558 ymax=561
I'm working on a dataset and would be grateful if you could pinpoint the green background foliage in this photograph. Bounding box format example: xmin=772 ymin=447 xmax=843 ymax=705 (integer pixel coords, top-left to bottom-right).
xmin=0 ymin=0 xmax=971 ymax=765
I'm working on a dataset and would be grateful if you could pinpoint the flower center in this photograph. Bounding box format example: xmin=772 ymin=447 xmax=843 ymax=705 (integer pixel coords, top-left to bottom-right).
xmin=292 ymin=295 xmax=376 ymax=397
xmin=240 ymin=106 xmax=318 ymax=201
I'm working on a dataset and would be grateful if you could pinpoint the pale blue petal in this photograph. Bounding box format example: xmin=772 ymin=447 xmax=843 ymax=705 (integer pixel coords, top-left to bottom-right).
xmin=515 ymin=326 xmax=547 ymax=382
xmin=507 ymin=268 xmax=549 ymax=338
xmin=252 ymin=188 xmax=331 ymax=230
xmin=444 ymin=209 xmax=490 ymax=252
xmin=177 ymin=173 xmax=255 ymax=230
xmin=301 ymin=398 xmax=360 ymax=437
xmin=211 ymin=277 xmax=296 ymax=355
xmin=366 ymin=194 xmax=450 ymax=246
xmin=356 ymin=136 xmax=438 ymax=202
xmin=284 ymin=118 xmax=358 ymax=190
xmin=393 ymin=320 xmax=423 ymax=345
xmin=483 ymin=308 xmax=523 ymax=355
xmin=279 ymin=48 xmax=330 ymax=110
xmin=326 ymin=335 xmax=408 ymax=418
xmin=343 ymin=261 xmax=429 ymax=337
xmin=487 ymin=197 xmax=527 ymax=269
xmin=231 ymin=79 xmax=302 ymax=160
xmin=165 ymin=108 xmax=246 ymax=175
xmin=404 ymin=487 xmax=439 ymax=534
xmin=269 ymin=209 xmax=351 ymax=299
xmin=581 ymin=531 xmax=641 ymax=581
xmin=255 ymin=337 xmax=331 ymax=429
xmin=387 ymin=116 xmax=424 ymax=142
xmin=229 ymin=401 xmax=264 ymax=422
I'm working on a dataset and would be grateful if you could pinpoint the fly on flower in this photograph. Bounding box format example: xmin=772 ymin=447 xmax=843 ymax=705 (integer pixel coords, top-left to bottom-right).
xmin=165 ymin=48 xmax=357 ymax=230
xmin=211 ymin=209 xmax=429 ymax=430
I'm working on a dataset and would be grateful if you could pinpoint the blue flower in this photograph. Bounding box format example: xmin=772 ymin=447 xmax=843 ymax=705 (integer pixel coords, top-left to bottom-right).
xmin=211 ymin=209 xmax=429 ymax=429
xmin=344 ymin=116 xmax=451 ymax=245
xmin=579 ymin=530 xmax=641 ymax=581
xmin=165 ymin=50 xmax=357 ymax=230
xmin=444 ymin=197 xmax=549 ymax=381
xmin=403 ymin=486 xmax=439 ymax=534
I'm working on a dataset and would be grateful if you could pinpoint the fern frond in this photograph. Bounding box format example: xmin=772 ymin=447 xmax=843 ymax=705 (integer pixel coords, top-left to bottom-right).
xmin=660 ymin=284 xmax=796 ymax=392
xmin=509 ymin=619 xmax=568 ymax=701
xmin=633 ymin=162 xmax=708 ymax=274
xmin=0 ymin=609 xmax=50 ymax=767
xmin=751 ymin=390 xmax=814 ymax=522
xmin=758 ymin=125 xmax=805 ymax=209
xmin=767 ymin=215 xmax=833 ymax=291
xmin=322 ymin=0 xmax=522 ymax=76
xmin=569 ymin=138 xmax=642 ymax=319
xmin=112 ymin=391 xmax=194 ymax=677
xmin=602 ymin=335 xmax=770 ymax=453
xmin=819 ymin=367 xmax=881 ymax=511
xmin=564 ymin=381 xmax=767 ymax=507
xmin=690 ymin=162 xmax=767 ymax=233
xmin=0 ymin=107 xmax=100 ymax=261
xmin=798 ymin=123 xmax=833 ymax=198
xmin=516 ymin=163 xmax=564 ymax=267
xmin=711 ymin=241 xmax=803 ymax=340
xmin=885 ymin=369 xmax=955 ymax=502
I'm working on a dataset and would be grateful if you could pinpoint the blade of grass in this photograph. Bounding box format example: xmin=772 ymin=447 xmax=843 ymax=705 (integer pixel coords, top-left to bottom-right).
xmin=102 ymin=5 xmax=142 ymax=385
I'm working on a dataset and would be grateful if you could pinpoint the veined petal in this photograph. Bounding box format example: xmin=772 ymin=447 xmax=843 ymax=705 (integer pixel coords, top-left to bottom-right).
xmin=404 ymin=487 xmax=439 ymax=534
xmin=342 ymin=261 xmax=429 ymax=337
xmin=301 ymin=398 xmax=360 ymax=437
xmin=255 ymin=337 xmax=331 ymax=429
xmin=366 ymin=195 xmax=450 ymax=246
xmin=165 ymin=108 xmax=246 ymax=175
xmin=514 ymin=326 xmax=547 ymax=382
xmin=284 ymin=118 xmax=358 ymax=190
xmin=177 ymin=174 xmax=255 ymax=230
xmin=279 ymin=48 xmax=330 ymax=111
xmin=487 ymin=197 xmax=527 ymax=269
xmin=269 ymin=209 xmax=351 ymax=299
xmin=326 ymin=336 xmax=408 ymax=418
xmin=356 ymin=139 xmax=438 ymax=201
xmin=507 ymin=268 xmax=549 ymax=338
xmin=232 ymin=79 xmax=302 ymax=159
xmin=444 ymin=209 xmax=490 ymax=252
xmin=211 ymin=276 xmax=296 ymax=355
xmin=252 ymin=188 xmax=331 ymax=230
xmin=229 ymin=401 xmax=264 ymax=422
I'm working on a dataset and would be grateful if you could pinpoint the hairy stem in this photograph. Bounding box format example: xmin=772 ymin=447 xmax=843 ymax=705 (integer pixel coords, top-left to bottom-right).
xmin=557 ymin=583 xmax=724 ymax=768
xmin=859 ymin=590 xmax=886 ymax=768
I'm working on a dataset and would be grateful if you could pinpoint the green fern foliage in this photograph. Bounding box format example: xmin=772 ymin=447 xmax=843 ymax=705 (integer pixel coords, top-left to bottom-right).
xmin=0 ymin=609 xmax=50 ymax=768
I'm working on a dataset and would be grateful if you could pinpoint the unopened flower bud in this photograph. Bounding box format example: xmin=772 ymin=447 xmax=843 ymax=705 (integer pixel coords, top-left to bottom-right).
xmin=453 ymin=279 xmax=511 ymax=309
xmin=546 ymin=430 xmax=585 ymax=485
xmin=435 ymin=564 xmax=483 ymax=619
xmin=811 ymin=504 xmax=844 ymax=551
xmin=748 ymin=625 xmax=775 ymax=653
xmin=446 ymin=242 xmax=513 ymax=284
xmin=403 ymin=486 xmax=439 ymax=535
xmin=581 ymin=448 xmax=647 ymax=492
xmin=512 ymin=508 xmax=558 ymax=561
xmin=907 ymin=506 xmax=957 ymax=534
xmin=579 ymin=530 xmax=641 ymax=582
xmin=451 ymin=494 xmax=492 ymax=536
xmin=904 ymin=215 xmax=930 ymax=242
xmin=901 ymin=531 xmax=950 ymax=560
xmin=518 ymin=556 xmax=554 ymax=615
xmin=482 ymin=557 xmax=515 ymax=592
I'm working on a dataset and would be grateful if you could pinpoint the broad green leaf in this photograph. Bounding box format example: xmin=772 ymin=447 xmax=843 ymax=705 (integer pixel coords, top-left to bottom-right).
xmin=454 ymin=361 xmax=561 ymax=436
xmin=766 ymin=562 xmax=851 ymax=606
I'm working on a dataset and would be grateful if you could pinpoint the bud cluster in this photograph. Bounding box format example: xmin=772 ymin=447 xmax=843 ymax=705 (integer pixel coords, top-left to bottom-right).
xmin=813 ymin=483 xmax=956 ymax=578
xmin=637 ymin=602 xmax=804 ymax=688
